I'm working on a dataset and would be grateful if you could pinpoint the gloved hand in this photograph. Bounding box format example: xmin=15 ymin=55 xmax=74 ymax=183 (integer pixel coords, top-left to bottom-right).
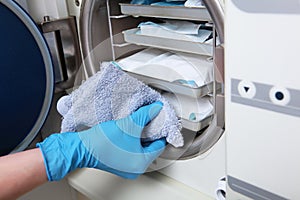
xmin=37 ymin=102 xmax=166 ymax=181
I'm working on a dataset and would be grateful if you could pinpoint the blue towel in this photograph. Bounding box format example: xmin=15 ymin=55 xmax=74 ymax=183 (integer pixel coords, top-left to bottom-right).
xmin=57 ymin=62 xmax=183 ymax=147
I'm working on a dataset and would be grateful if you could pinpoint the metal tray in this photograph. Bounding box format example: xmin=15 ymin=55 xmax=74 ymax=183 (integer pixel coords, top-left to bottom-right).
xmin=119 ymin=3 xmax=212 ymax=21
xmin=126 ymin=71 xmax=214 ymax=98
xmin=181 ymin=115 xmax=213 ymax=132
xmin=123 ymin=28 xmax=213 ymax=56
xmin=126 ymin=71 xmax=213 ymax=131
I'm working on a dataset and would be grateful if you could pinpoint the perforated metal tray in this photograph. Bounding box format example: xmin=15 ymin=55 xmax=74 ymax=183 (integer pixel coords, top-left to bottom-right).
xmin=120 ymin=3 xmax=212 ymax=21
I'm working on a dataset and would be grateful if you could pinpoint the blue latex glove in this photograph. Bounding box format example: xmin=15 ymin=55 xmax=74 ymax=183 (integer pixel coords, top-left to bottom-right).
xmin=37 ymin=102 xmax=166 ymax=181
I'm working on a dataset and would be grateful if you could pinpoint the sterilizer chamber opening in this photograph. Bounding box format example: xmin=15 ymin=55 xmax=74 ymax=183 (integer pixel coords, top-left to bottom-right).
xmin=78 ymin=0 xmax=224 ymax=160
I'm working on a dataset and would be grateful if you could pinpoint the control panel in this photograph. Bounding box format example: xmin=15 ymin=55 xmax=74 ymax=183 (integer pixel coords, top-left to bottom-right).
xmin=231 ymin=78 xmax=300 ymax=117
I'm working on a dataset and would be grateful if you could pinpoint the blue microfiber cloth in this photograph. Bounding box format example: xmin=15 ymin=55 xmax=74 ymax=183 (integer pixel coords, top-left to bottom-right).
xmin=57 ymin=62 xmax=183 ymax=147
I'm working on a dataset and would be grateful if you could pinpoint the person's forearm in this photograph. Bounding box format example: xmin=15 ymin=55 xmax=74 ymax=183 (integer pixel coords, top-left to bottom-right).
xmin=0 ymin=148 xmax=47 ymax=200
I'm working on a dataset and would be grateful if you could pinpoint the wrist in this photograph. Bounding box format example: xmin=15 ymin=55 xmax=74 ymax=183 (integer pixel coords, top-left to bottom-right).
xmin=37 ymin=132 xmax=85 ymax=181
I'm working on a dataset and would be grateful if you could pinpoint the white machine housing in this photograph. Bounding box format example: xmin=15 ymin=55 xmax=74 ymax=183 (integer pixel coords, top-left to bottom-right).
xmin=226 ymin=0 xmax=300 ymax=199
xmin=14 ymin=0 xmax=300 ymax=199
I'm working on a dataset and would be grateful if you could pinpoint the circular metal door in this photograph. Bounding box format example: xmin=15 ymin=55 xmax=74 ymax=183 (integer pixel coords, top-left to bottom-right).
xmin=0 ymin=0 xmax=54 ymax=156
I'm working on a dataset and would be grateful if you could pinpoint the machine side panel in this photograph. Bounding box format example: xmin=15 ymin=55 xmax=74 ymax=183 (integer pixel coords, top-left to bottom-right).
xmin=225 ymin=0 xmax=300 ymax=199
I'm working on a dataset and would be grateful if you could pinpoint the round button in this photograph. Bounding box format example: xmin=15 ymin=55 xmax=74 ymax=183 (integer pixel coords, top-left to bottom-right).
xmin=269 ymin=87 xmax=290 ymax=106
xmin=275 ymin=91 xmax=284 ymax=101
xmin=238 ymin=80 xmax=256 ymax=99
